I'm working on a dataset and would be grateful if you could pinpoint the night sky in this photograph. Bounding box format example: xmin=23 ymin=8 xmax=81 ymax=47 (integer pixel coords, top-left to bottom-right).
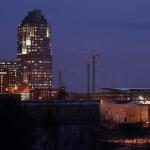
xmin=0 ymin=0 xmax=150 ymax=92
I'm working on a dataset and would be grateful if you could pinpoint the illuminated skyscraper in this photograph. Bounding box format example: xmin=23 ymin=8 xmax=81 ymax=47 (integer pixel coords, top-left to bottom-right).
xmin=16 ymin=10 xmax=52 ymax=89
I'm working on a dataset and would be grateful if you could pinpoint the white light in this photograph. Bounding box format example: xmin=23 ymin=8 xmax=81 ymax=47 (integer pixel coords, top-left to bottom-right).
xmin=46 ymin=27 xmax=50 ymax=38
xmin=139 ymin=100 xmax=150 ymax=104
xmin=0 ymin=72 xmax=7 ymax=75
xmin=26 ymin=38 xmax=31 ymax=46
xmin=138 ymin=96 xmax=144 ymax=101
xmin=22 ymin=48 xmax=27 ymax=54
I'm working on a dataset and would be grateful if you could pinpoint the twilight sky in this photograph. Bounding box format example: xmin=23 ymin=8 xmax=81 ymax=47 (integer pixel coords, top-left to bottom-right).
xmin=0 ymin=0 xmax=150 ymax=92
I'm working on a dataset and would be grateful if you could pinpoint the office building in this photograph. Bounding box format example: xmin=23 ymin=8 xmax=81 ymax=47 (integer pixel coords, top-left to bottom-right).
xmin=0 ymin=68 xmax=8 ymax=93
xmin=16 ymin=10 xmax=52 ymax=90
xmin=0 ymin=60 xmax=17 ymax=92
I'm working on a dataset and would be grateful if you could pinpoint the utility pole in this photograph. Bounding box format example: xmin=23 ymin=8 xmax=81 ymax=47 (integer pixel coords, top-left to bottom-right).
xmin=58 ymin=69 xmax=68 ymax=88
xmin=92 ymin=54 xmax=96 ymax=93
xmin=87 ymin=62 xmax=90 ymax=93
xmin=91 ymin=52 xmax=100 ymax=93
xmin=72 ymin=49 xmax=100 ymax=93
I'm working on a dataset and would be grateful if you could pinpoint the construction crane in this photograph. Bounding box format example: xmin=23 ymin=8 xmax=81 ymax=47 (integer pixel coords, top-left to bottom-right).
xmin=91 ymin=51 xmax=100 ymax=93
xmin=72 ymin=49 xmax=100 ymax=93
xmin=57 ymin=69 xmax=68 ymax=88
xmin=87 ymin=61 xmax=90 ymax=93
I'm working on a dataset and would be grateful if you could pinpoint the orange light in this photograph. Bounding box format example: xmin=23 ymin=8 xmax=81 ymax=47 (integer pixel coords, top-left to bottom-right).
xmin=14 ymin=86 xmax=18 ymax=90
xmin=39 ymin=96 xmax=42 ymax=100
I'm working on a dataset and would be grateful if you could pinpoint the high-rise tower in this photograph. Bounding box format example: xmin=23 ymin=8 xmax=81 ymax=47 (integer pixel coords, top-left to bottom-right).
xmin=16 ymin=10 xmax=52 ymax=89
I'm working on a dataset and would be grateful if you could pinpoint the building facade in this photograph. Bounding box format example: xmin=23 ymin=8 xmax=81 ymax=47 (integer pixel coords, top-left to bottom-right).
xmin=16 ymin=10 xmax=52 ymax=90
xmin=0 ymin=60 xmax=17 ymax=92
xmin=0 ymin=68 xmax=8 ymax=93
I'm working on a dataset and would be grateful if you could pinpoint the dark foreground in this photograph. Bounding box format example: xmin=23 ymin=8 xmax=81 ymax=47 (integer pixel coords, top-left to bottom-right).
xmin=0 ymin=94 xmax=150 ymax=150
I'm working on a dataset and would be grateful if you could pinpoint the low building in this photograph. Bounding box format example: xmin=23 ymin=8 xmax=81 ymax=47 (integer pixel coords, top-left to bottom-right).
xmin=30 ymin=87 xmax=69 ymax=100
xmin=23 ymin=100 xmax=100 ymax=150
xmin=101 ymin=100 xmax=149 ymax=124
xmin=30 ymin=88 xmax=59 ymax=100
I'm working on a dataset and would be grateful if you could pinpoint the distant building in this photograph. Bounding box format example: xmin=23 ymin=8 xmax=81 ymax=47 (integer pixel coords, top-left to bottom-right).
xmin=30 ymin=86 xmax=69 ymax=100
xmin=16 ymin=10 xmax=52 ymax=90
xmin=0 ymin=60 xmax=17 ymax=92
xmin=101 ymin=100 xmax=149 ymax=124
xmin=30 ymin=88 xmax=59 ymax=100
xmin=0 ymin=68 xmax=8 ymax=93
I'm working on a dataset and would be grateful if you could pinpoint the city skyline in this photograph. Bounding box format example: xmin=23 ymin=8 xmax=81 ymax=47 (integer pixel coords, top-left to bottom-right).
xmin=16 ymin=10 xmax=52 ymax=89
xmin=1 ymin=0 xmax=150 ymax=92
xmin=0 ymin=2 xmax=150 ymax=150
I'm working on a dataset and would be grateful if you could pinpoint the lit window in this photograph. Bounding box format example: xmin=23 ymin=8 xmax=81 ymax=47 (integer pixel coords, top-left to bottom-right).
xmin=26 ymin=37 xmax=31 ymax=46
xmin=22 ymin=48 xmax=27 ymax=54
xmin=46 ymin=27 xmax=50 ymax=38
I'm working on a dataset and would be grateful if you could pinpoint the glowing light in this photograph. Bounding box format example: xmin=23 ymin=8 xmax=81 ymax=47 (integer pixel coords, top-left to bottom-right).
xmin=26 ymin=39 xmax=31 ymax=46
xmin=138 ymin=96 xmax=144 ymax=101
xmin=46 ymin=27 xmax=50 ymax=38
xmin=0 ymin=72 xmax=7 ymax=75
xmin=14 ymin=86 xmax=18 ymax=90
xmin=140 ymin=100 xmax=150 ymax=104
xmin=22 ymin=48 xmax=27 ymax=54
xmin=39 ymin=96 xmax=42 ymax=100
